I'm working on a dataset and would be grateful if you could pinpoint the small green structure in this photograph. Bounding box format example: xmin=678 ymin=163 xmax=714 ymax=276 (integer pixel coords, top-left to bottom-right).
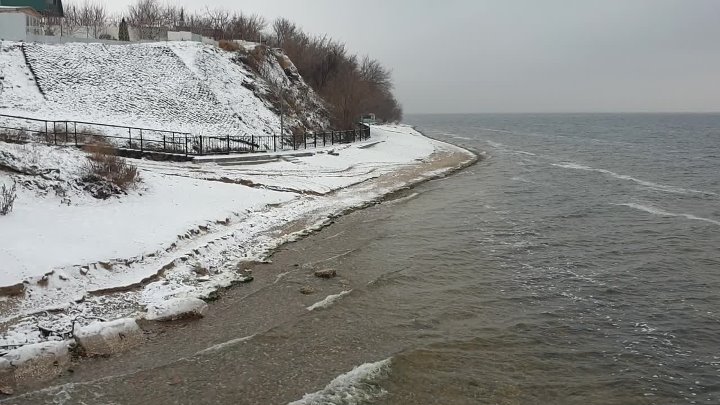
xmin=0 ymin=0 xmax=64 ymax=17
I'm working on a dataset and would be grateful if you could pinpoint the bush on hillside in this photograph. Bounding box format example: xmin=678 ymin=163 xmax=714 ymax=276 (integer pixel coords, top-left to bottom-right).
xmin=82 ymin=142 xmax=140 ymax=198
xmin=0 ymin=181 xmax=17 ymax=216
xmin=0 ymin=129 xmax=30 ymax=144
xmin=219 ymin=40 xmax=240 ymax=52
xmin=243 ymin=45 xmax=268 ymax=74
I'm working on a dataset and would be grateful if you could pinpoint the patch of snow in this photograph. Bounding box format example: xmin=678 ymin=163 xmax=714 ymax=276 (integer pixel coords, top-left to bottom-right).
xmin=145 ymin=297 xmax=208 ymax=321
xmin=73 ymin=318 xmax=138 ymax=341
xmin=1 ymin=340 xmax=70 ymax=367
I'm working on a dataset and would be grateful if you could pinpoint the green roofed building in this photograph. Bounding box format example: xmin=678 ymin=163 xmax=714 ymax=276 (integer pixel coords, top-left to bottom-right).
xmin=0 ymin=0 xmax=63 ymax=17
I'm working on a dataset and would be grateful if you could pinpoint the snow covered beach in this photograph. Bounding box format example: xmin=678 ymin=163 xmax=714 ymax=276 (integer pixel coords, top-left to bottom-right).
xmin=0 ymin=39 xmax=475 ymax=390
xmin=0 ymin=125 xmax=476 ymax=353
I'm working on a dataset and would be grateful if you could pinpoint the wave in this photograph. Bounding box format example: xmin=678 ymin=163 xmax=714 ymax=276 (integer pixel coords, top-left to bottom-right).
xmin=511 ymin=176 xmax=537 ymax=184
xmin=477 ymin=127 xmax=514 ymax=134
xmin=613 ymin=203 xmax=720 ymax=226
xmin=195 ymin=334 xmax=256 ymax=356
xmin=288 ymin=358 xmax=392 ymax=405
xmin=485 ymin=140 xmax=506 ymax=149
xmin=484 ymin=140 xmax=538 ymax=158
xmin=307 ymin=290 xmax=352 ymax=311
xmin=445 ymin=134 xmax=474 ymax=141
xmin=553 ymin=162 xmax=716 ymax=196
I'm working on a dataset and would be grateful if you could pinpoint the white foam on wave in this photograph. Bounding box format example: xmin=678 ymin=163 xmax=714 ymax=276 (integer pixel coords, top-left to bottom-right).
xmin=307 ymin=290 xmax=353 ymax=311
xmin=553 ymin=162 xmax=716 ymax=196
xmin=478 ymin=127 xmax=514 ymax=134
xmin=288 ymin=358 xmax=392 ymax=405
xmin=613 ymin=203 xmax=720 ymax=226
xmin=485 ymin=140 xmax=538 ymax=158
xmin=486 ymin=140 xmax=506 ymax=149
xmin=387 ymin=192 xmax=420 ymax=205
xmin=195 ymin=334 xmax=256 ymax=356
xmin=445 ymin=133 xmax=473 ymax=140
xmin=511 ymin=176 xmax=537 ymax=184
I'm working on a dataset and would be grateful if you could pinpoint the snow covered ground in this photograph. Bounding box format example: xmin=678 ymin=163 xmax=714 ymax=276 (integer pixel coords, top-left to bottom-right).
xmin=0 ymin=125 xmax=475 ymax=349
xmin=0 ymin=41 xmax=328 ymax=139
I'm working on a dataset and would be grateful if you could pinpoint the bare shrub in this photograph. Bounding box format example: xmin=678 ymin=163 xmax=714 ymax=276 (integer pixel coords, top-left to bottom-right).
xmin=20 ymin=143 xmax=43 ymax=166
xmin=245 ymin=45 xmax=268 ymax=74
xmin=82 ymin=143 xmax=140 ymax=196
xmin=0 ymin=181 xmax=17 ymax=216
xmin=78 ymin=130 xmax=110 ymax=146
xmin=218 ymin=39 xmax=239 ymax=52
xmin=0 ymin=129 xmax=29 ymax=144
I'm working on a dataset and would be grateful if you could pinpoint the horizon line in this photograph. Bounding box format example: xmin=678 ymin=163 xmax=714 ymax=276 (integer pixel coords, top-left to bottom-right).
xmin=405 ymin=111 xmax=720 ymax=115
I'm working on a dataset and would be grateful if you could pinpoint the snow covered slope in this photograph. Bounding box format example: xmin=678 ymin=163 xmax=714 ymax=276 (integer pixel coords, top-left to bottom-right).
xmin=0 ymin=43 xmax=45 ymax=112
xmin=0 ymin=41 xmax=330 ymax=137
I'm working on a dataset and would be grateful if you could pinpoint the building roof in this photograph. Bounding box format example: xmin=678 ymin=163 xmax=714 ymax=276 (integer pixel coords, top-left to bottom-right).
xmin=0 ymin=5 xmax=42 ymax=17
xmin=0 ymin=0 xmax=63 ymax=17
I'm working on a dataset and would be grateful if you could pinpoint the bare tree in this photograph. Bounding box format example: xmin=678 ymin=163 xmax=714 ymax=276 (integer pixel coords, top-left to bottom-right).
xmin=161 ymin=3 xmax=183 ymax=29
xmin=89 ymin=2 xmax=108 ymax=39
xmin=127 ymin=0 xmax=163 ymax=40
xmin=77 ymin=1 xmax=92 ymax=38
xmin=272 ymin=18 xmax=297 ymax=48
xmin=228 ymin=12 xmax=266 ymax=42
xmin=60 ymin=2 xmax=82 ymax=36
xmin=360 ymin=56 xmax=392 ymax=91
xmin=204 ymin=7 xmax=231 ymax=39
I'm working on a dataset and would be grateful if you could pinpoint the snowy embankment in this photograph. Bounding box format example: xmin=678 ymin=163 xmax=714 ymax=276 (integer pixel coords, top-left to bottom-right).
xmin=0 ymin=40 xmax=328 ymax=137
xmin=0 ymin=125 xmax=475 ymax=349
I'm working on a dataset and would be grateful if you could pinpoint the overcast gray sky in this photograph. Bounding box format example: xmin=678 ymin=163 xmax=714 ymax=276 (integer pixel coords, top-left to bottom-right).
xmin=105 ymin=0 xmax=720 ymax=114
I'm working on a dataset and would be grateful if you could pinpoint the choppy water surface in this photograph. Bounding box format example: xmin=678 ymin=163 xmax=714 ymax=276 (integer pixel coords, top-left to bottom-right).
xmin=10 ymin=114 xmax=720 ymax=405
xmin=379 ymin=113 xmax=720 ymax=404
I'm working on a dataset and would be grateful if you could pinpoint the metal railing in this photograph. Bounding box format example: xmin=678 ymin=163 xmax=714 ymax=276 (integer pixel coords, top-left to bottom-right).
xmin=197 ymin=128 xmax=371 ymax=155
xmin=0 ymin=113 xmax=371 ymax=156
xmin=0 ymin=113 xmax=192 ymax=154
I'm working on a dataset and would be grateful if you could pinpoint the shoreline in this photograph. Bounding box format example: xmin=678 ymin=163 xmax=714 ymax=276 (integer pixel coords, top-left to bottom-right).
xmin=0 ymin=126 xmax=479 ymax=393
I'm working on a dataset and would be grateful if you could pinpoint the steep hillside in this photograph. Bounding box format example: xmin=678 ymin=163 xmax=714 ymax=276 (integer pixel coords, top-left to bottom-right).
xmin=0 ymin=41 xmax=330 ymax=137
xmin=0 ymin=44 xmax=45 ymax=111
xmin=233 ymin=44 xmax=330 ymax=133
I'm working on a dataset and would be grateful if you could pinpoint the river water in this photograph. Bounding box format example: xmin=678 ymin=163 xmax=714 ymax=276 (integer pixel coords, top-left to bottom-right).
xmin=8 ymin=114 xmax=720 ymax=404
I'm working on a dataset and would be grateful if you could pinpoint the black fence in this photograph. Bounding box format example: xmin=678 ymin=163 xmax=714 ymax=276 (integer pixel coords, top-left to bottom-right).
xmin=0 ymin=113 xmax=371 ymax=156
